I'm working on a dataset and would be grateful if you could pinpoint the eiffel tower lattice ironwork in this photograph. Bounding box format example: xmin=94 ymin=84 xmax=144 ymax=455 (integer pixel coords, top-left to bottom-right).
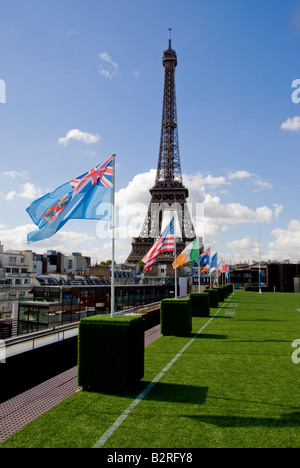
xmin=126 ymin=31 xmax=196 ymax=264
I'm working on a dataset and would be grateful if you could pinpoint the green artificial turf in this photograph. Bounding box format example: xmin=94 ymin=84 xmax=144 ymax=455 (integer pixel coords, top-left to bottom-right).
xmin=1 ymin=290 xmax=300 ymax=448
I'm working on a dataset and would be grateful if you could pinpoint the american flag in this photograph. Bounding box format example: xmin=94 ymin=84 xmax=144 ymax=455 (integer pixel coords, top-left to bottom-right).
xmin=143 ymin=217 xmax=175 ymax=271
xmin=70 ymin=155 xmax=114 ymax=195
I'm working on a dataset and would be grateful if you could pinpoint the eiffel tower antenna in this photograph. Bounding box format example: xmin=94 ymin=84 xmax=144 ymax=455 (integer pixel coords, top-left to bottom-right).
xmin=126 ymin=32 xmax=196 ymax=264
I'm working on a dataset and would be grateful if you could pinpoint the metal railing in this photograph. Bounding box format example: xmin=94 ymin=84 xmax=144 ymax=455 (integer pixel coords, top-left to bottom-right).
xmin=1 ymin=300 xmax=163 ymax=360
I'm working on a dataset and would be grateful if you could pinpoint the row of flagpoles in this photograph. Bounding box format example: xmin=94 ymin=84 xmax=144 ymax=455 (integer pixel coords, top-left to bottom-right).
xmin=140 ymin=215 xmax=231 ymax=294
xmin=26 ymin=154 xmax=231 ymax=318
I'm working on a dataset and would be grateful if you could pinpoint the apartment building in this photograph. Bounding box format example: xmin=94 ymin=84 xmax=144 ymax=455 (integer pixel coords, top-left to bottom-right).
xmin=0 ymin=242 xmax=35 ymax=320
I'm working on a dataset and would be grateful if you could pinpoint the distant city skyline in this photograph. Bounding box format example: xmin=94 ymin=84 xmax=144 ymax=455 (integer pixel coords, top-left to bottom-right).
xmin=0 ymin=0 xmax=300 ymax=264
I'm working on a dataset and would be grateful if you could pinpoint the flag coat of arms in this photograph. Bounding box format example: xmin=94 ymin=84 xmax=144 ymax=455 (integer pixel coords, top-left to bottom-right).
xmin=173 ymin=237 xmax=200 ymax=269
xmin=27 ymin=156 xmax=114 ymax=243
xmin=143 ymin=217 xmax=174 ymax=271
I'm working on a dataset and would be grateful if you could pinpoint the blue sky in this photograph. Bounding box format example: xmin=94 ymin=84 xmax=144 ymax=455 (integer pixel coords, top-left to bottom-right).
xmin=0 ymin=0 xmax=300 ymax=264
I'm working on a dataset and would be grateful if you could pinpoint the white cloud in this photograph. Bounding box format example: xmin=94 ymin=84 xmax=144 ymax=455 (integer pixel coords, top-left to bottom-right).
xmin=6 ymin=191 xmax=17 ymax=201
xmin=228 ymin=170 xmax=253 ymax=180
xmin=112 ymin=169 xmax=276 ymax=254
xmin=3 ymin=170 xmax=29 ymax=179
xmin=0 ymin=224 xmax=37 ymax=250
xmin=2 ymin=182 xmax=43 ymax=201
xmin=228 ymin=170 xmax=273 ymax=191
xmin=252 ymin=178 xmax=273 ymax=191
xmin=184 ymin=172 xmax=228 ymax=189
xmin=0 ymin=223 xmax=99 ymax=259
xmin=116 ymin=169 xmax=156 ymax=209
xmin=58 ymin=129 xmax=101 ymax=146
xmin=3 ymin=183 xmax=43 ymax=201
xmin=281 ymin=116 xmax=300 ymax=132
xmin=203 ymin=195 xmax=273 ymax=224
xmin=224 ymin=236 xmax=260 ymax=263
xmin=273 ymin=204 xmax=284 ymax=220
xmin=19 ymin=183 xmax=43 ymax=200
xmin=226 ymin=237 xmax=252 ymax=251
xmin=224 ymin=220 xmax=300 ymax=263
xmin=98 ymin=52 xmax=119 ymax=79
xmin=267 ymin=220 xmax=300 ymax=261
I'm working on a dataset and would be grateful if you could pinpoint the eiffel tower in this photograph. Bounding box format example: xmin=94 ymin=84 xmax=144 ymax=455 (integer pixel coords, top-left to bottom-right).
xmin=126 ymin=30 xmax=196 ymax=264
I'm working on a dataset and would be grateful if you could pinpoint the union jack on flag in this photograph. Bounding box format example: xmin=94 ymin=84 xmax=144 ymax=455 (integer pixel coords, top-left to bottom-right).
xmin=27 ymin=155 xmax=114 ymax=243
xmin=142 ymin=217 xmax=174 ymax=271
xmin=71 ymin=156 xmax=114 ymax=194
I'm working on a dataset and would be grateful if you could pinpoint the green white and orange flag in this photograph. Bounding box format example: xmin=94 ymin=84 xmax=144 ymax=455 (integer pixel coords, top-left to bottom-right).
xmin=172 ymin=237 xmax=199 ymax=269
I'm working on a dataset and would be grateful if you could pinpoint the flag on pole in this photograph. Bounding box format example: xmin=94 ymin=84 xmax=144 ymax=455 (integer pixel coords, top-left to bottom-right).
xmin=198 ymin=247 xmax=210 ymax=266
xmin=210 ymin=252 xmax=218 ymax=274
xmin=217 ymin=258 xmax=224 ymax=273
xmin=201 ymin=264 xmax=210 ymax=274
xmin=26 ymin=156 xmax=114 ymax=243
xmin=190 ymin=246 xmax=210 ymax=267
xmin=172 ymin=237 xmax=199 ymax=269
xmin=143 ymin=217 xmax=174 ymax=271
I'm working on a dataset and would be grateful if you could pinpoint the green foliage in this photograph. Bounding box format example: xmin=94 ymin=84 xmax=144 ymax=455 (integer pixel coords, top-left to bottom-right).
xmin=204 ymin=288 xmax=219 ymax=308
xmin=217 ymin=286 xmax=227 ymax=302
xmin=160 ymin=298 xmax=192 ymax=336
xmin=78 ymin=315 xmax=144 ymax=392
xmin=190 ymin=292 xmax=210 ymax=317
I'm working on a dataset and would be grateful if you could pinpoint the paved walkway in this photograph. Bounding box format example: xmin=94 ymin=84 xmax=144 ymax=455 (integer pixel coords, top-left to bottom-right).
xmin=0 ymin=325 xmax=162 ymax=444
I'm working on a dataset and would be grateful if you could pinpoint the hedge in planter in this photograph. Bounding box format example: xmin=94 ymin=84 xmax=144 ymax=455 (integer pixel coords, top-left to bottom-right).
xmin=203 ymin=289 xmax=219 ymax=308
xmin=217 ymin=286 xmax=225 ymax=302
xmin=78 ymin=315 xmax=144 ymax=393
xmin=190 ymin=292 xmax=210 ymax=317
xmin=160 ymin=298 xmax=192 ymax=336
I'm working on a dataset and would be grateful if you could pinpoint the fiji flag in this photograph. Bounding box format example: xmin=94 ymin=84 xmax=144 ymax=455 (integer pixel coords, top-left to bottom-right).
xmin=27 ymin=155 xmax=114 ymax=243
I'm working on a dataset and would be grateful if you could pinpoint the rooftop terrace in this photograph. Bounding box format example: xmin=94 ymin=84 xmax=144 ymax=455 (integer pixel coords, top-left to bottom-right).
xmin=1 ymin=290 xmax=300 ymax=449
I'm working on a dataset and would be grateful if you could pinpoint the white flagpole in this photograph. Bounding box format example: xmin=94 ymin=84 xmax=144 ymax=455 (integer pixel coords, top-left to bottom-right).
xmin=198 ymin=238 xmax=201 ymax=293
xmin=259 ymin=226 xmax=262 ymax=295
xmin=221 ymin=258 xmax=224 ymax=286
xmin=174 ymin=215 xmax=177 ymax=299
xmin=209 ymin=248 xmax=212 ymax=289
xmin=111 ymin=154 xmax=116 ymax=317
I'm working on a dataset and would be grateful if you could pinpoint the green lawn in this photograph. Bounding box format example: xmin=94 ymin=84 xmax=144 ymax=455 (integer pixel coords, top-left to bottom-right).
xmin=1 ymin=290 xmax=300 ymax=448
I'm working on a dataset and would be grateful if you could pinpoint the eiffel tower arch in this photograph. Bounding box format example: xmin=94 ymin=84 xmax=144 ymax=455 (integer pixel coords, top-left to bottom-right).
xmin=126 ymin=31 xmax=196 ymax=264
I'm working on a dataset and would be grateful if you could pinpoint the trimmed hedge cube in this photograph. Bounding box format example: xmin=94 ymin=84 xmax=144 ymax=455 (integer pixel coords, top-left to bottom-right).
xmin=217 ymin=286 xmax=225 ymax=302
xmin=78 ymin=315 xmax=144 ymax=392
xmin=190 ymin=292 xmax=210 ymax=317
xmin=203 ymin=289 xmax=219 ymax=308
xmin=160 ymin=298 xmax=192 ymax=336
